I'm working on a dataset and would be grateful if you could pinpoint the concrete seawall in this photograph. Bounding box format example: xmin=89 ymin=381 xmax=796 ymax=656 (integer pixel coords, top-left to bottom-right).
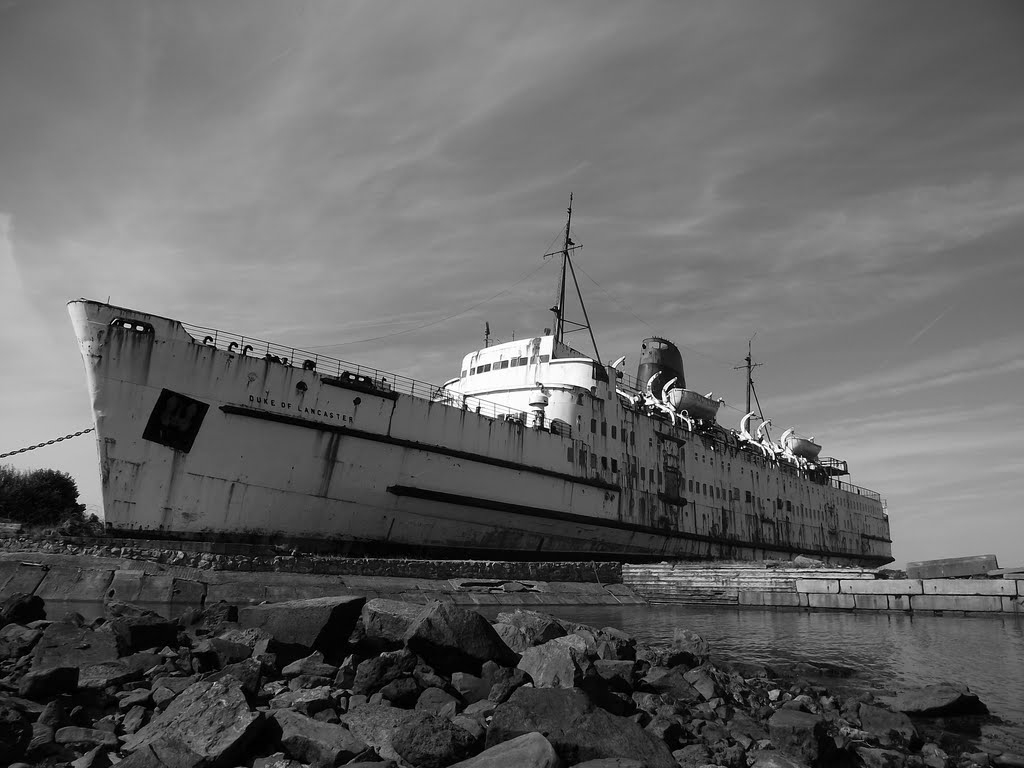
xmin=623 ymin=562 xmax=1024 ymax=615
xmin=0 ymin=552 xmax=644 ymax=611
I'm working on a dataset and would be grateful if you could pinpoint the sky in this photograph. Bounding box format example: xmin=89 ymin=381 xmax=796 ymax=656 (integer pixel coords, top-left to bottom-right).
xmin=1 ymin=0 xmax=1022 ymax=569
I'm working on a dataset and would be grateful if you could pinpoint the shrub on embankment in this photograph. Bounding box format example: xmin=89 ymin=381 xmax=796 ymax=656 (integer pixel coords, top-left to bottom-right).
xmin=0 ymin=464 xmax=86 ymax=528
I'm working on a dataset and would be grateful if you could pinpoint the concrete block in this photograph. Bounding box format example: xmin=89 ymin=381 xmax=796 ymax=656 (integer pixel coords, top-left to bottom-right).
xmin=36 ymin=567 xmax=114 ymax=602
xmin=170 ymin=578 xmax=206 ymax=607
xmin=0 ymin=563 xmax=48 ymax=597
xmin=795 ymin=579 xmax=840 ymax=594
xmin=738 ymin=591 xmax=765 ymax=606
xmin=206 ymin=582 xmax=267 ymax=605
xmin=807 ymin=593 xmax=855 ymax=610
xmin=887 ymin=595 xmax=912 ymax=612
xmin=907 ymin=555 xmax=997 ymax=580
xmin=107 ymin=570 xmax=146 ymax=603
xmin=841 ymin=579 xmax=923 ymax=595
xmin=763 ymin=592 xmax=803 ymax=607
xmin=911 ymin=594 xmax=1003 ymax=613
xmin=1001 ymin=596 xmax=1022 ymax=614
xmin=853 ymin=594 xmax=890 ymax=611
xmin=920 ymin=579 xmax=1016 ymax=596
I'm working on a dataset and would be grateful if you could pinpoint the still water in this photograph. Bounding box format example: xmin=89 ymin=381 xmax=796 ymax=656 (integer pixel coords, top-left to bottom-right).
xmin=540 ymin=604 xmax=1024 ymax=729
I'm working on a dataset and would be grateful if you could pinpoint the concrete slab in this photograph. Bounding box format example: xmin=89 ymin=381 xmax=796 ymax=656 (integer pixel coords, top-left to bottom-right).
xmin=795 ymin=579 xmax=840 ymax=594
xmin=911 ymin=594 xmax=1004 ymax=613
xmin=170 ymin=578 xmax=206 ymax=607
xmin=887 ymin=595 xmax=912 ymax=612
xmin=840 ymin=579 xmax=922 ymax=595
xmin=907 ymin=555 xmax=998 ymax=580
xmin=0 ymin=562 xmax=48 ymax=596
xmin=107 ymin=570 xmax=146 ymax=602
xmin=1002 ymin=596 xmax=1022 ymax=614
xmin=853 ymin=594 xmax=890 ymax=611
xmin=738 ymin=591 xmax=765 ymax=606
xmin=762 ymin=593 xmax=803 ymax=607
xmin=920 ymin=579 xmax=1016 ymax=596
xmin=807 ymin=593 xmax=855 ymax=610
xmin=36 ymin=567 xmax=114 ymax=602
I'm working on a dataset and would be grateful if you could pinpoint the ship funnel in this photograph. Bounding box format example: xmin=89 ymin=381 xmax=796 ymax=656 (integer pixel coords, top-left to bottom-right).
xmin=636 ymin=337 xmax=685 ymax=398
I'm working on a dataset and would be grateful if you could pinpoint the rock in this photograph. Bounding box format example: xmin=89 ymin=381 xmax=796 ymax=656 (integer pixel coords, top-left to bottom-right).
xmin=573 ymin=760 xmax=647 ymax=768
xmin=287 ymin=673 xmax=333 ymax=690
xmin=0 ymin=703 xmax=31 ymax=762
xmin=122 ymin=705 xmax=147 ymax=735
xmin=272 ymin=708 xmax=368 ymax=767
xmin=683 ymin=666 xmax=721 ymax=700
xmin=0 ymin=594 xmax=45 ymax=627
xmin=855 ymin=746 xmax=908 ymax=768
xmin=26 ymin=722 xmax=59 ymax=761
xmin=253 ymin=753 xmax=303 ymax=768
xmin=121 ymin=678 xmax=263 ymax=765
xmin=238 ymin=595 xmax=365 ymax=661
xmin=30 ymin=622 xmax=120 ymax=672
xmin=0 ymin=624 xmax=43 ymax=660
xmin=100 ymin=613 xmax=179 ymax=655
xmin=353 ymin=648 xmax=418 ymax=695
xmin=517 ymin=639 xmax=588 ymax=689
xmin=203 ymin=657 xmax=263 ymax=697
xmin=767 ymin=709 xmax=828 ymax=766
xmin=464 ymin=700 xmax=498 ymax=718
xmin=487 ymin=686 xmax=676 ymax=768
xmin=859 ymin=703 xmax=918 ymax=748
xmin=671 ymin=628 xmax=711 ymax=665
xmin=447 ymin=731 xmax=560 ymax=767
xmin=191 ymin=637 xmax=252 ymax=670
xmin=640 ymin=666 xmax=702 ymax=703
xmin=361 ymin=598 xmax=426 ymax=648
xmin=18 ymin=665 xmax=78 ymax=699
xmin=71 ymin=746 xmax=112 ymax=768
xmin=152 ymin=686 xmax=176 ymax=710
xmin=416 ymin=687 xmax=461 ymax=716
xmin=452 ymin=671 xmax=492 ymax=703
xmin=890 ymin=683 xmax=989 ymax=716
xmin=635 ymin=644 xmax=695 ymax=670
xmin=281 ymin=651 xmax=338 ymax=679
xmin=451 ymin=714 xmax=486 ymax=742
xmin=380 ymin=676 xmax=421 ymax=707
xmin=112 ymin=734 xmax=206 ymax=768
xmin=404 ymin=601 xmax=519 ymax=673
xmin=493 ymin=610 xmax=568 ymax=647
xmin=78 ymin=660 xmax=143 ymax=689
xmin=492 ymin=623 xmax=531 ymax=653
xmin=55 ymin=726 xmax=120 ymax=748
xmin=270 ymin=686 xmax=334 ymax=716
xmin=673 ymin=744 xmax=714 ymax=767
xmin=340 ymin=703 xmax=421 ymax=764
xmin=391 ymin=710 xmax=479 ymax=768
xmin=746 ymin=749 xmax=812 ymax=767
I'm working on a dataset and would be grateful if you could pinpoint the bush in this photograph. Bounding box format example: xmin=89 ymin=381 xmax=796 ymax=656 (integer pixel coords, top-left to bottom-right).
xmin=0 ymin=464 xmax=86 ymax=527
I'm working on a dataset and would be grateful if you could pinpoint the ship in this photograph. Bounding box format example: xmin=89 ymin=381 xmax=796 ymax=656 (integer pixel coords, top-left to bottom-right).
xmin=68 ymin=201 xmax=892 ymax=566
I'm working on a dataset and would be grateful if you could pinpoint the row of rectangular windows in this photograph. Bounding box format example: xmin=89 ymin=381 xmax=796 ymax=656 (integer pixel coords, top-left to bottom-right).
xmin=462 ymin=354 xmax=550 ymax=377
xmin=589 ymin=419 xmax=636 ymax=445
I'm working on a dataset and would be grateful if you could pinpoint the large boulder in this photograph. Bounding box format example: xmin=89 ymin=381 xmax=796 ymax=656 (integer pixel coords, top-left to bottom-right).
xmin=767 ymin=709 xmax=828 ymax=766
xmin=859 ymin=703 xmax=918 ymax=748
xmin=339 ymin=703 xmax=423 ymax=764
xmin=640 ymin=666 xmax=702 ymax=704
xmin=448 ymin=731 xmax=560 ymax=768
xmin=361 ymin=598 xmax=425 ymax=649
xmin=239 ymin=596 xmax=365 ymax=662
xmin=671 ymin=628 xmax=710 ymax=666
xmin=17 ymin=666 xmax=78 ymax=699
xmin=518 ymin=639 xmax=588 ymax=689
xmin=352 ymin=648 xmax=418 ymax=696
xmin=272 ymin=709 xmax=368 ymax=767
xmin=0 ymin=594 xmax=45 ymax=627
xmin=30 ymin=623 xmax=119 ymax=673
xmin=493 ymin=610 xmax=568 ymax=648
xmin=404 ymin=602 xmax=519 ymax=674
xmin=0 ymin=624 xmax=43 ymax=661
xmin=99 ymin=613 xmax=179 ymax=655
xmin=390 ymin=710 xmax=480 ymax=768
xmin=487 ymin=686 xmax=676 ymax=768
xmin=121 ymin=678 xmax=263 ymax=766
xmin=889 ymin=682 xmax=988 ymax=717
xmin=0 ymin=703 xmax=31 ymax=763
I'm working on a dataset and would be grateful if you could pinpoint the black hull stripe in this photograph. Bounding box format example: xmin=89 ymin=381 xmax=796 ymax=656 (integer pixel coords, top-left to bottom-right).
xmin=220 ymin=404 xmax=620 ymax=492
xmin=386 ymin=484 xmax=892 ymax=567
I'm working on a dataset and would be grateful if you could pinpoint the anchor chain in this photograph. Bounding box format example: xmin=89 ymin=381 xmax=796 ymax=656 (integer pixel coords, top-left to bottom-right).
xmin=0 ymin=428 xmax=95 ymax=459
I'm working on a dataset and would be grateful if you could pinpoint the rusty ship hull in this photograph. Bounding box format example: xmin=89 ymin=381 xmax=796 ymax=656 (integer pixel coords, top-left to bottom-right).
xmin=69 ymin=299 xmax=892 ymax=565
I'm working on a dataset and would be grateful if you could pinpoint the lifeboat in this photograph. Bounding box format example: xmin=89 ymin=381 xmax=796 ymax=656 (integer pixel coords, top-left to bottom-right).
xmin=785 ymin=434 xmax=822 ymax=460
xmin=664 ymin=387 xmax=721 ymax=422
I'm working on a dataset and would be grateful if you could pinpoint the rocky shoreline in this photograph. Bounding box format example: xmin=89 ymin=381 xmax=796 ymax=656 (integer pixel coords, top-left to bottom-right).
xmin=0 ymin=591 xmax=1018 ymax=768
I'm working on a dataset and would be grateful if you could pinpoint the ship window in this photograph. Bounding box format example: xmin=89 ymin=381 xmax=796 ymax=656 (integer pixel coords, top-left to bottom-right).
xmin=480 ymin=363 xmax=492 ymax=372
xmin=579 ymin=449 xmax=587 ymax=466
xmin=745 ymin=490 xmax=752 ymax=503
xmin=630 ymin=430 xmax=635 ymax=446
xmin=499 ymin=360 xmax=509 ymax=369
xmin=519 ymin=357 xmax=528 ymax=366
xmin=540 ymin=354 xmax=550 ymax=363
xmin=611 ymin=425 xmax=617 ymax=439
xmin=591 ymin=418 xmax=597 ymax=433
xmin=591 ymin=454 xmax=597 ymax=469
xmin=577 ymin=394 xmax=584 ymax=406
xmin=688 ymin=479 xmax=694 ymax=492
xmin=715 ymin=486 xmax=720 ymax=499
xmin=702 ymin=483 xmax=707 ymax=495
xmin=601 ymin=456 xmax=608 ymax=470
xmin=657 ymin=469 xmax=662 ymax=484
xmin=470 ymin=367 xmax=477 ymax=375
xmin=777 ymin=498 xmax=783 ymax=510
xmin=786 ymin=500 xmax=792 ymax=512
xmin=567 ymin=446 xmax=574 ymax=463
xmin=601 ymin=421 xmax=607 ymax=437
xmin=461 ymin=370 xmax=467 ymax=377
xmin=611 ymin=458 xmax=618 ymax=473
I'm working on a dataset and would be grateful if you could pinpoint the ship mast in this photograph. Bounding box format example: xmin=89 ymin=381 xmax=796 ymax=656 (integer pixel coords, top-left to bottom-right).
xmin=548 ymin=194 xmax=601 ymax=364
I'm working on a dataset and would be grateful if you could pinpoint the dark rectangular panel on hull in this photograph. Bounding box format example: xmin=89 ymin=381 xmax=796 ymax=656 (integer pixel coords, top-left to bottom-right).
xmin=142 ymin=389 xmax=209 ymax=453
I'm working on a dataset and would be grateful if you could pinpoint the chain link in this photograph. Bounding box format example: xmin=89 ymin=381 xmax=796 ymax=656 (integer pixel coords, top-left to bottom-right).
xmin=0 ymin=428 xmax=95 ymax=459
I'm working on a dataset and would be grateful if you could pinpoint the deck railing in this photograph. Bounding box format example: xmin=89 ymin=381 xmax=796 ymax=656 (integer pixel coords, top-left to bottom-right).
xmin=830 ymin=478 xmax=882 ymax=503
xmin=180 ymin=322 xmax=523 ymax=422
